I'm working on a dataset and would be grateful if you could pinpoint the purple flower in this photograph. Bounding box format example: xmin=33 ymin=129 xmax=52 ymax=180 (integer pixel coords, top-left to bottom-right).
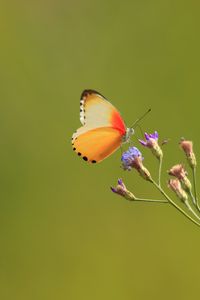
xmin=111 ymin=179 xmax=126 ymax=194
xmin=121 ymin=147 xmax=152 ymax=180
xmin=139 ymin=131 xmax=163 ymax=160
xmin=111 ymin=178 xmax=135 ymax=200
xmin=139 ymin=131 xmax=158 ymax=147
xmin=121 ymin=147 xmax=143 ymax=171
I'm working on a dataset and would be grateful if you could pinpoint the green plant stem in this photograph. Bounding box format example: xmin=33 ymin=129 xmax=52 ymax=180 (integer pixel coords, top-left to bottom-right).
xmin=125 ymin=190 xmax=167 ymax=203
xmin=150 ymin=178 xmax=200 ymax=227
xmin=184 ymin=200 xmax=200 ymax=222
xmin=158 ymin=156 xmax=163 ymax=187
xmin=134 ymin=197 xmax=168 ymax=203
xmin=188 ymin=191 xmax=199 ymax=210
xmin=192 ymin=167 xmax=200 ymax=211
xmin=192 ymin=167 xmax=197 ymax=199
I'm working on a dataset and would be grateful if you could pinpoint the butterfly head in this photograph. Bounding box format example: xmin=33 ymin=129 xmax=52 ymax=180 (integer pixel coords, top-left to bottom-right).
xmin=122 ymin=127 xmax=134 ymax=143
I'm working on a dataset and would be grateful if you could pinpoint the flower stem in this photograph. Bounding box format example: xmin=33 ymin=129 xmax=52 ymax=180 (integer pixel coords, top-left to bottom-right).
xmin=150 ymin=177 xmax=200 ymax=227
xmin=125 ymin=190 xmax=167 ymax=203
xmin=158 ymin=156 xmax=163 ymax=187
xmin=192 ymin=167 xmax=200 ymax=210
xmin=188 ymin=191 xmax=199 ymax=210
xmin=133 ymin=197 xmax=168 ymax=203
xmin=184 ymin=200 xmax=200 ymax=222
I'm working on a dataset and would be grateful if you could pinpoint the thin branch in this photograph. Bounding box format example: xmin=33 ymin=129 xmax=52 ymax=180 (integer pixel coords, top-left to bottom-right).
xmin=158 ymin=156 xmax=163 ymax=187
xmin=133 ymin=197 xmax=168 ymax=203
xmin=192 ymin=167 xmax=200 ymax=211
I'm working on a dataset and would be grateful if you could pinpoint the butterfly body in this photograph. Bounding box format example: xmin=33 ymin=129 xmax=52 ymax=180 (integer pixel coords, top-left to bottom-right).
xmin=72 ymin=90 xmax=134 ymax=163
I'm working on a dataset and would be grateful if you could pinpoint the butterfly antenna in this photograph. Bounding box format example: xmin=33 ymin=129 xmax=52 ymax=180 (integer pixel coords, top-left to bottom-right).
xmin=130 ymin=108 xmax=151 ymax=129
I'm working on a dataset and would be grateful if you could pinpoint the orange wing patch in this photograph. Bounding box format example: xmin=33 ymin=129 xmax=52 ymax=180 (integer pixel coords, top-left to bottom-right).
xmin=72 ymin=127 xmax=123 ymax=163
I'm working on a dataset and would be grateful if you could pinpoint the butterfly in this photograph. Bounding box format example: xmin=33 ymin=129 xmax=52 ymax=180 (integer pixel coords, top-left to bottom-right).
xmin=71 ymin=90 xmax=148 ymax=163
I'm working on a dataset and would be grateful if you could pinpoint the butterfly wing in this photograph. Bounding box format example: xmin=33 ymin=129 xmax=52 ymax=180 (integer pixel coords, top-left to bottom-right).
xmin=79 ymin=90 xmax=126 ymax=132
xmin=72 ymin=90 xmax=126 ymax=163
xmin=72 ymin=127 xmax=122 ymax=163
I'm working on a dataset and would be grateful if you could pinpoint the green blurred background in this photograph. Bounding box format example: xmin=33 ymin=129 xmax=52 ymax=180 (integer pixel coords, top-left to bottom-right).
xmin=1 ymin=1 xmax=200 ymax=299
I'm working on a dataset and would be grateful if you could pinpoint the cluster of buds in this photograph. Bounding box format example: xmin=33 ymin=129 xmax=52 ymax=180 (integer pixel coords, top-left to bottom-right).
xmin=168 ymin=140 xmax=197 ymax=206
xmin=110 ymin=131 xmax=199 ymax=227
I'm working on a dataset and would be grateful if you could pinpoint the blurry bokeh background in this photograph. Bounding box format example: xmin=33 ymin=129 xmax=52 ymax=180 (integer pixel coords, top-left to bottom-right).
xmin=1 ymin=1 xmax=200 ymax=299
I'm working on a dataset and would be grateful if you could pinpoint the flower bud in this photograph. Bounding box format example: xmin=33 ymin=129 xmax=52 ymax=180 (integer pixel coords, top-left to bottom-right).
xmin=111 ymin=179 xmax=136 ymax=201
xmin=168 ymin=164 xmax=192 ymax=193
xmin=179 ymin=139 xmax=197 ymax=169
xmin=181 ymin=177 xmax=192 ymax=193
xmin=168 ymin=179 xmax=188 ymax=203
xmin=138 ymin=166 xmax=152 ymax=181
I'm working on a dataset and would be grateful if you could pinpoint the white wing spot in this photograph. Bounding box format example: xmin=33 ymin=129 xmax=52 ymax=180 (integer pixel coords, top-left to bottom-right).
xmin=80 ymin=98 xmax=86 ymax=125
